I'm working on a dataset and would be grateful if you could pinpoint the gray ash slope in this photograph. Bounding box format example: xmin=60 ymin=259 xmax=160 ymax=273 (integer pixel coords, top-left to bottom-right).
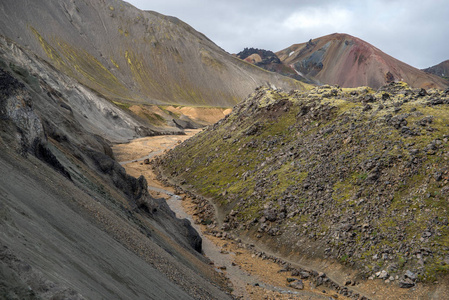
xmin=0 ymin=0 xmax=307 ymax=107
xmin=0 ymin=35 xmax=231 ymax=299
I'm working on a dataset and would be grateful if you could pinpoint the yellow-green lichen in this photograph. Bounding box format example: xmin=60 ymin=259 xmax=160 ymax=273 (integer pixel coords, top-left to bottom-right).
xmin=29 ymin=26 xmax=131 ymax=101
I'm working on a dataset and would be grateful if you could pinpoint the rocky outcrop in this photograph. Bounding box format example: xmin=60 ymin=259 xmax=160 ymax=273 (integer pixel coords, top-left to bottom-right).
xmin=87 ymin=150 xmax=148 ymax=202
xmin=0 ymin=67 xmax=45 ymax=154
xmin=0 ymin=67 xmax=71 ymax=179
xmin=157 ymin=83 xmax=449 ymax=294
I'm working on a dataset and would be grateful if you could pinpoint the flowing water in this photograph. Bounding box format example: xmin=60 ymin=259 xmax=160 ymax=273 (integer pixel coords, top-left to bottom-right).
xmin=115 ymin=132 xmax=335 ymax=299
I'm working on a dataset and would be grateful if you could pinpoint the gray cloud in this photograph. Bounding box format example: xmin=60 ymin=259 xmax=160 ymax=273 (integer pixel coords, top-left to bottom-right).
xmin=127 ymin=0 xmax=449 ymax=69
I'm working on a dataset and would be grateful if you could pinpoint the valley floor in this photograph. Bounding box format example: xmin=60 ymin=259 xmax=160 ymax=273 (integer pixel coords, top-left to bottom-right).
xmin=113 ymin=128 xmax=449 ymax=300
xmin=113 ymin=130 xmax=342 ymax=299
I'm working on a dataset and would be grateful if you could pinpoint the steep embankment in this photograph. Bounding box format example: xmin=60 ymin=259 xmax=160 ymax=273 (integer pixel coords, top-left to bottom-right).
xmin=0 ymin=33 xmax=231 ymax=299
xmin=0 ymin=0 xmax=307 ymax=107
xmin=277 ymin=33 xmax=448 ymax=89
xmin=157 ymin=83 xmax=449 ymax=297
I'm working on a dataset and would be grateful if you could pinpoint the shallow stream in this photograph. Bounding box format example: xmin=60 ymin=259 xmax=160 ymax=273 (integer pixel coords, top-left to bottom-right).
xmin=116 ymin=133 xmax=334 ymax=299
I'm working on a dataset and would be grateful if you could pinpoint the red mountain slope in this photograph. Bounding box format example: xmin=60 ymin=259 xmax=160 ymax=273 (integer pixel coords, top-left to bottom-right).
xmin=277 ymin=33 xmax=448 ymax=89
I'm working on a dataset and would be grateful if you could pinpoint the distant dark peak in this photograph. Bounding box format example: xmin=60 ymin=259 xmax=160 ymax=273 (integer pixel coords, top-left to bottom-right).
xmin=422 ymin=60 xmax=449 ymax=80
xmin=237 ymin=47 xmax=310 ymax=83
xmin=237 ymin=47 xmax=279 ymax=63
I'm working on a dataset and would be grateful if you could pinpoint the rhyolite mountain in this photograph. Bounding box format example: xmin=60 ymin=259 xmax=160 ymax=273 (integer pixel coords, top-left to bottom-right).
xmin=0 ymin=0 xmax=307 ymax=108
xmin=275 ymin=33 xmax=448 ymax=89
xmin=157 ymin=83 xmax=449 ymax=297
xmin=423 ymin=60 xmax=449 ymax=80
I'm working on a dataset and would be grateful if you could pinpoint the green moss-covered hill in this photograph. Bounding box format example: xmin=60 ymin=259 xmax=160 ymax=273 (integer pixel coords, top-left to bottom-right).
xmin=157 ymin=82 xmax=449 ymax=285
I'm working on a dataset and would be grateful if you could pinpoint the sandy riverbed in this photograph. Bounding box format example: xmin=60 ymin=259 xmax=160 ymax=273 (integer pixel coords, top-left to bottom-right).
xmin=113 ymin=130 xmax=346 ymax=299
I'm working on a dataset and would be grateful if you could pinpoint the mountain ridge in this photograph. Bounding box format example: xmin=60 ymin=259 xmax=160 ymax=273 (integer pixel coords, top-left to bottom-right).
xmin=0 ymin=0 xmax=307 ymax=107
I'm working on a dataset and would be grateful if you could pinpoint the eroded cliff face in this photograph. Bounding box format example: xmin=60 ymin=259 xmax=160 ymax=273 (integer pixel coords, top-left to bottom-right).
xmin=0 ymin=36 xmax=230 ymax=300
xmin=157 ymin=83 xmax=449 ymax=294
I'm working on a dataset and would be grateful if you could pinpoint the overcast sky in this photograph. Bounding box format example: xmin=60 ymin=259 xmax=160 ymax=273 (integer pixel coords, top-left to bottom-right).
xmin=126 ymin=0 xmax=448 ymax=69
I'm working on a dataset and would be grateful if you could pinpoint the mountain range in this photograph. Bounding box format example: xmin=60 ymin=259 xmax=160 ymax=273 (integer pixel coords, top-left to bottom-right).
xmin=1 ymin=0 xmax=449 ymax=299
xmin=239 ymin=33 xmax=448 ymax=90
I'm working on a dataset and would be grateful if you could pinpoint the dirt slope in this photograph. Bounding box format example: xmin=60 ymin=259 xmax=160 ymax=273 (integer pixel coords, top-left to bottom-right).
xmin=0 ymin=0 xmax=308 ymax=107
xmin=277 ymin=33 xmax=448 ymax=89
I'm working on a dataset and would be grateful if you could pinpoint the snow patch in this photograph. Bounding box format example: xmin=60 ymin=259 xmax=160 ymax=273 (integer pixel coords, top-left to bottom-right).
xmin=291 ymin=64 xmax=304 ymax=77
xmin=289 ymin=51 xmax=295 ymax=57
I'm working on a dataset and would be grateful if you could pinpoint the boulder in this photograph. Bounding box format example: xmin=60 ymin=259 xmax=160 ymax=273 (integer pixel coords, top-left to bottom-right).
xmin=418 ymin=88 xmax=427 ymax=97
xmin=399 ymin=278 xmax=415 ymax=288
xmin=404 ymin=270 xmax=417 ymax=281
xmin=289 ymin=279 xmax=304 ymax=290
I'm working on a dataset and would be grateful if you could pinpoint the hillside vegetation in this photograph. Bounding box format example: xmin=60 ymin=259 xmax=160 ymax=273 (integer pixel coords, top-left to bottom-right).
xmin=157 ymin=82 xmax=449 ymax=286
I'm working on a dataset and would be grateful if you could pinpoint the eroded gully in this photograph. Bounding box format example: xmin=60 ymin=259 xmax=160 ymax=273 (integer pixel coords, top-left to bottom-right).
xmin=114 ymin=130 xmax=337 ymax=299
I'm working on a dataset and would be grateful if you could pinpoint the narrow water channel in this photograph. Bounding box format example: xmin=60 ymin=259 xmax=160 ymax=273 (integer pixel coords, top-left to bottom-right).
xmin=149 ymin=185 xmax=256 ymax=298
xmin=114 ymin=132 xmax=337 ymax=299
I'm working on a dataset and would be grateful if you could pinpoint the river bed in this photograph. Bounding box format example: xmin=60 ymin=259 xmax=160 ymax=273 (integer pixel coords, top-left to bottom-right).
xmin=113 ymin=131 xmax=339 ymax=299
